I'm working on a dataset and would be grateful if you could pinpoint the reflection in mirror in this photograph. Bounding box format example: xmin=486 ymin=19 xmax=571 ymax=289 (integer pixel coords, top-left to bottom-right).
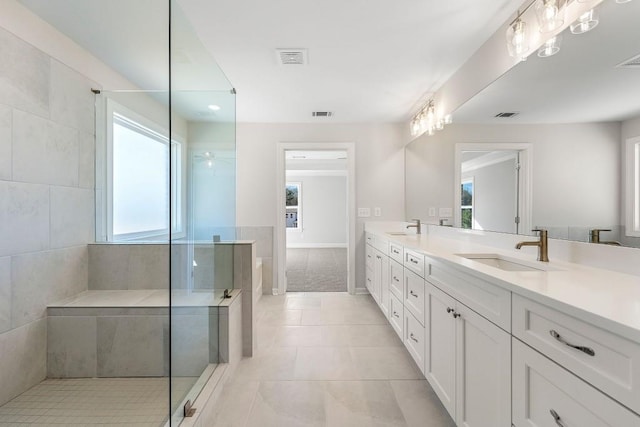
xmin=406 ymin=0 xmax=640 ymax=248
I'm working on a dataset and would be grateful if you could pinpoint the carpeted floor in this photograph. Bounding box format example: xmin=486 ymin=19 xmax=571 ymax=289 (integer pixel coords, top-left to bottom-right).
xmin=286 ymin=248 xmax=347 ymax=292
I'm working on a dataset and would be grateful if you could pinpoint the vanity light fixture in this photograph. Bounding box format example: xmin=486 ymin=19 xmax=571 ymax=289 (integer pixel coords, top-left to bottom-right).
xmin=506 ymin=17 xmax=529 ymax=60
xmin=537 ymin=34 xmax=562 ymax=57
xmin=615 ymin=0 xmax=632 ymax=3
xmin=570 ymin=8 xmax=599 ymax=34
xmin=535 ymin=0 xmax=566 ymax=32
xmin=410 ymin=100 xmax=452 ymax=138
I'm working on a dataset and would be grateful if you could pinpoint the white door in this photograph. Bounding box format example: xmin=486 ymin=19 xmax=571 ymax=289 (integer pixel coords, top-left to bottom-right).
xmin=455 ymin=303 xmax=511 ymax=427
xmin=425 ymin=282 xmax=457 ymax=419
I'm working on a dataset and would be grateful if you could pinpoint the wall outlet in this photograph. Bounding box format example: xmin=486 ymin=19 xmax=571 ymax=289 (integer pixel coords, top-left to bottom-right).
xmin=428 ymin=207 xmax=436 ymax=217
xmin=358 ymin=208 xmax=371 ymax=217
xmin=439 ymin=207 xmax=453 ymax=218
xmin=374 ymin=207 xmax=382 ymax=217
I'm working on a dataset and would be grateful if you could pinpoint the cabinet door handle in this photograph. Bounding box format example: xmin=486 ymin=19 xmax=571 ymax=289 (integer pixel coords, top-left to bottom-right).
xmin=376 ymin=255 xmax=382 ymax=260
xmin=446 ymin=307 xmax=454 ymax=313
xmin=453 ymin=312 xmax=461 ymax=319
xmin=410 ymin=333 xmax=418 ymax=343
xmin=409 ymin=290 xmax=418 ymax=298
xmin=549 ymin=409 xmax=567 ymax=427
xmin=549 ymin=330 xmax=595 ymax=357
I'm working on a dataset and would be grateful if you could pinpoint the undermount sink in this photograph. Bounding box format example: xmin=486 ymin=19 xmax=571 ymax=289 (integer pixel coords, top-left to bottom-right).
xmin=386 ymin=231 xmax=409 ymax=236
xmin=456 ymin=253 xmax=556 ymax=272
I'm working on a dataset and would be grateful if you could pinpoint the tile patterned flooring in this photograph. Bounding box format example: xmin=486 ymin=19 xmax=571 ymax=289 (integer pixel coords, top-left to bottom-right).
xmin=0 ymin=377 xmax=194 ymax=426
xmin=286 ymin=249 xmax=348 ymax=292
xmin=209 ymin=292 xmax=456 ymax=426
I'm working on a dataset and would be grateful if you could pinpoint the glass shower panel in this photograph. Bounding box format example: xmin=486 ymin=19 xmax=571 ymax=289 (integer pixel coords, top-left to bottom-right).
xmin=170 ymin=1 xmax=236 ymax=424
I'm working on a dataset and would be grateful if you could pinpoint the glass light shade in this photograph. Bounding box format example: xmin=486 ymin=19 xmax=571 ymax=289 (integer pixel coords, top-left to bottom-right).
xmin=506 ymin=19 xmax=529 ymax=59
xmin=537 ymin=34 xmax=562 ymax=57
xmin=535 ymin=0 xmax=565 ymax=32
xmin=570 ymin=9 xmax=599 ymax=34
xmin=444 ymin=114 xmax=453 ymax=124
xmin=435 ymin=119 xmax=444 ymax=131
xmin=615 ymin=0 xmax=632 ymax=3
xmin=410 ymin=119 xmax=420 ymax=136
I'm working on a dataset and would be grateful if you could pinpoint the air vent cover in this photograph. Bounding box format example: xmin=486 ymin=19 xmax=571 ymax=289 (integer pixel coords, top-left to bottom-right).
xmin=617 ymin=53 xmax=640 ymax=68
xmin=312 ymin=111 xmax=333 ymax=117
xmin=276 ymin=48 xmax=308 ymax=65
xmin=495 ymin=112 xmax=519 ymax=118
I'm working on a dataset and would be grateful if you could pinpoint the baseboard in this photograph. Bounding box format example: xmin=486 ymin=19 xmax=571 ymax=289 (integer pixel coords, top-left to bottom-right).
xmin=286 ymin=243 xmax=347 ymax=249
xmin=354 ymin=287 xmax=370 ymax=295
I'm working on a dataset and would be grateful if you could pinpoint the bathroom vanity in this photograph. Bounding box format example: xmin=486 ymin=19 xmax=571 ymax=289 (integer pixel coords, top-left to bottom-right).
xmin=365 ymin=223 xmax=640 ymax=427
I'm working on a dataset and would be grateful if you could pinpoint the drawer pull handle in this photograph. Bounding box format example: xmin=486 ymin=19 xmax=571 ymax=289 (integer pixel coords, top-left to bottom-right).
xmin=392 ymin=249 xmax=399 ymax=254
xmin=393 ymin=276 xmax=399 ymax=282
xmin=376 ymin=255 xmax=382 ymax=260
xmin=410 ymin=333 xmax=419 ymax=343
xmin=393 ymin=311 xmax=400 ymax=318
xmin=549 ymin=330 xmax=595 ymax=357
xmin=549 ymin=409 xmax=567 ymax=427
xmin=410 ymin=290 xmax=418 ymax=298
xmin=410 ymin=258 xmax=419 ymax=264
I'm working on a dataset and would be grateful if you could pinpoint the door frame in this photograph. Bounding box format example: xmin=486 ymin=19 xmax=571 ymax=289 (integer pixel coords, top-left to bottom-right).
xmin=454 ymin=142 xmax=533 ymax=234
xmin=276 ymin=142 xmax=356 ymax=295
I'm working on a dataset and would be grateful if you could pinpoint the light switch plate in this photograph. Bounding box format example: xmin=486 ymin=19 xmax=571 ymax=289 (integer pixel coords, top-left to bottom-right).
xmin=428 ymin=207 xmax=436 ymax=217
xmin=374 ymin=207 xmax=381 ymax=217
xmin=358 ymin=208 xmax=371 ymax=217
xmin=439 ymin=207 xmax=453 ymax=218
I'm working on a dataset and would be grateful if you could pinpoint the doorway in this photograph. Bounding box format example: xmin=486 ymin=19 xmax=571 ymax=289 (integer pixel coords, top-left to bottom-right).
xmin=276 ymin=143 xmax=356 ymax=294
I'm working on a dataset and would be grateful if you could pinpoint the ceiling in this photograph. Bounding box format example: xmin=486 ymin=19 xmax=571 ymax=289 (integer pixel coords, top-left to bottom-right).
xmin=454 ymin=0 xmax=640 ymax=124
xmin=21 ymin=0 xmax=524 ymax=123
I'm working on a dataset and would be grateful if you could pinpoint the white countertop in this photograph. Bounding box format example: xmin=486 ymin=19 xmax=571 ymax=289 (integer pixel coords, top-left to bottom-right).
xmin=365 ymin=224 xmax=640 ymax=343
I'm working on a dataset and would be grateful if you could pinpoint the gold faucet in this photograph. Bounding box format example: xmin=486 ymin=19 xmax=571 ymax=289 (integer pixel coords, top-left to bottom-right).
xmin=590 ymin=229 xmax=622 ymax=246
xmin=406 ymin=219 xmax=421 ymax=234
xmin=515 ymin=229 xmax=549 ymax=262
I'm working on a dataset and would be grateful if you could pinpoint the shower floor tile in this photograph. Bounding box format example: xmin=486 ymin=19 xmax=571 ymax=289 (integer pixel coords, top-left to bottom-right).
xmin=0 ymin=377 xmax=192 ymax=426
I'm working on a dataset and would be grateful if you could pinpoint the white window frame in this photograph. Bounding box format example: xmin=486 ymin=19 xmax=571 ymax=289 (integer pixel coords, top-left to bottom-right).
xmin=285 ymin=182 xmax=302 ymax=231
xmin=625 ymin=136 xmax=640 ymax=237
xmin=105 ymin=99 xmax=186 ymax=241
xmin=461 ymin=178 xmax=475 ymax=229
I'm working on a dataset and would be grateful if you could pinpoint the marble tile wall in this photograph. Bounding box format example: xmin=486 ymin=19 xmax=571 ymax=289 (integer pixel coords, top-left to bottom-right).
xmin=0 ymin=26 xmax=97 ymax=406
xmin=88 ymin=244 xmax=169 ymax=290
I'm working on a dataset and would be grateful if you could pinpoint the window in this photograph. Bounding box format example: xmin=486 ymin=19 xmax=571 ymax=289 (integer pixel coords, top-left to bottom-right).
xmin=285 ymin=183 xmax=301 ymax=230
xmin=461 ymin=179 xmax=474 ymax=229
xmin=626 ymin=137 xmax=640 ymax=237
xmin=106 ymin=101 xmax=184 ymax=241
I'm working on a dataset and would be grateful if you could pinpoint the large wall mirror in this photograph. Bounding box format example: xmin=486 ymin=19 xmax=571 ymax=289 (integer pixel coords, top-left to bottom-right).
xmin=406 ymin=0 xmax=640 ymax=249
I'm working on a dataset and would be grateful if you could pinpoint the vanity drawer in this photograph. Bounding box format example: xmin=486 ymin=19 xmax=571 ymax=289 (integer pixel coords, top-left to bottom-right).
xmin=365 ymin=244 xmax=374 ymax=270
xmin=427 ymin=256 xmax=511 ymax=332
xmin=513 ymin=339 xmax=640 ymax=427
xmin=404 ymin=249 xmax=425 ymax=277
xmin=374 ymin=236 xmax=389 ymax=256
xmin=389 ymin=259 xmax=404 ymax=299
xmin=389 ymin=293 xmax=404 ymax=339
xmin=513 ymin=294 xmax=640 ymax=414
xmin=404 ymin=269 xmax=425 ymax=326
xmin=389 ymin=242 xmax=403 ymax=264
xmin=405 ymin=309 xmax=425 ymax=373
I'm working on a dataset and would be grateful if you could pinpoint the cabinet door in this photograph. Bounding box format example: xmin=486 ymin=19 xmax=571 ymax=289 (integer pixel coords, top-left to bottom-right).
xmin=455 ymin=303 xmax=511 ymax=427
xmin=371 ymin=251 xmax=382 ymax=303
xmin=425 ymin=282 xmax=457 ymax=420
xmin=513 ymin=339 xmax=640 ymax=427
xmin=378 ymin=253 xmax=390 ymax=317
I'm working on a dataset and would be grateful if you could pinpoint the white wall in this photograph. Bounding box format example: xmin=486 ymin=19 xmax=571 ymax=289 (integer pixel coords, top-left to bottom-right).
xmin=236 ymin=123 xmax=405 ymax=292
xmin=286 ymin=174 xmax=348 ymax=247
xmin=406 ymin=122 xmax=621 ymax=234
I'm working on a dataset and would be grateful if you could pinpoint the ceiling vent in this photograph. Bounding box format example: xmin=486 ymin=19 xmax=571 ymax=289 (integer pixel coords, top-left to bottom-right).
xmin=494 ymin=112 xmax=519 ymax=118
xmin=617 ymin=52 xmax=640 ymax=68
xmin=276 ymin=48 xmax=308 ymax=65
xmin=312 ymin=111 xmax=333 ymax=117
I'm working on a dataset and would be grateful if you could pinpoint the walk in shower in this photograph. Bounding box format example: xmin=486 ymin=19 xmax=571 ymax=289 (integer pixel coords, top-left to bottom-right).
xmin=0 ymin=0 xmax=236 ymax=425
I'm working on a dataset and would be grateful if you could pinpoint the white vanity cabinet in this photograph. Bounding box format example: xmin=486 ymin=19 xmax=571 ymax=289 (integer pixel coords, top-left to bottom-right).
xmin=425 ymin=282 xmax=511 ymax=427
xmin=513 ymin=339 xmax=640 ymax=427
xmin=365 ymin=233 xmax=390 ymax=317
